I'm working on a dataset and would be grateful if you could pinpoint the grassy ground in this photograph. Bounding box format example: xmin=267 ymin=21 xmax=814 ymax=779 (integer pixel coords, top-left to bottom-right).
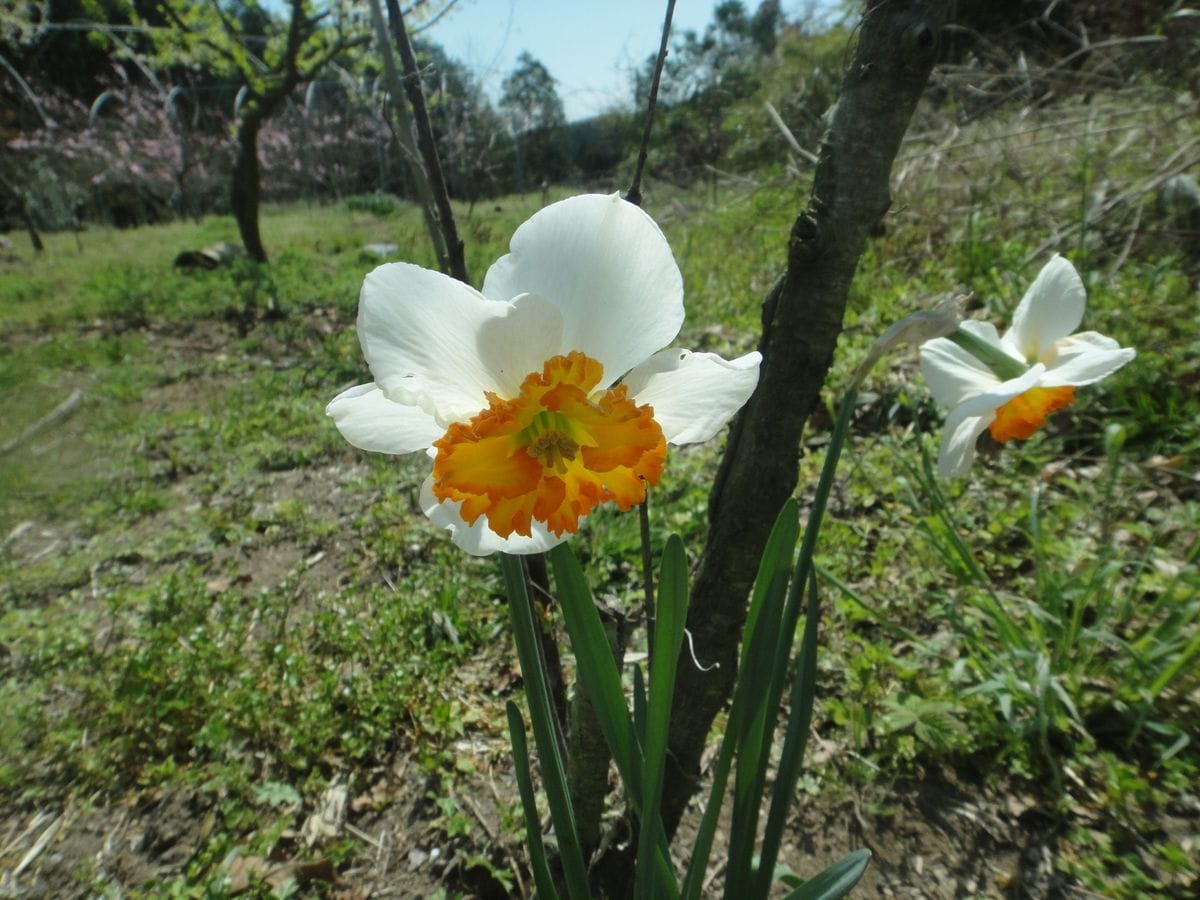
xmin=1 ymin=91 xmax=1198 ymax=898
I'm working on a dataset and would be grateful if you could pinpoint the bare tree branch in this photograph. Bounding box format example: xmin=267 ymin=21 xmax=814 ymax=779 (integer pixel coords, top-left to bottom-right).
xmin=384 ymin=0 xmax=469 ymax=284
xmin=368 ymin=0 xmax=450 ymax=270
xmin=626 ymin=0 xmax=677 ymax=207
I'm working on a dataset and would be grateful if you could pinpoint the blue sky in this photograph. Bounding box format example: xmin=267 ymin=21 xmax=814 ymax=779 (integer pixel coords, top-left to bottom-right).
xmin=421 ymin=1 xmax=829 ymax=122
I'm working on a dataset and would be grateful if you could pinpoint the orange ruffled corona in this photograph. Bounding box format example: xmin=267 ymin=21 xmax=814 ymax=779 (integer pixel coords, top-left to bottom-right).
xmin=431 ymin=351 xmax=667 ymax=538
xmin=989 ymin=385 xmax=1076 ymax=443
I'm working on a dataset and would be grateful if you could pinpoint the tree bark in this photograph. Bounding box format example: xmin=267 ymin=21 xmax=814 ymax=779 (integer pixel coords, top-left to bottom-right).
xmin=232 ymin=112 xmax=268 ymax=263
xmin=22 ymin=205 xmax=44 ymax=253
xmin=655 ymin=0 xmax=948 ymax=842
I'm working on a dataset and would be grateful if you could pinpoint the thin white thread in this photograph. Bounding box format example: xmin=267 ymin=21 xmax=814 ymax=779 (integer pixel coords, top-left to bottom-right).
xmin=684 ymin=628 xmax=719 ymax=672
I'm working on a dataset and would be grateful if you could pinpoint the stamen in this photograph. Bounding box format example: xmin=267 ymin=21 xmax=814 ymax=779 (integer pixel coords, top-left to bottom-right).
xmin=528 ymin=432 xmax=579 ymax=474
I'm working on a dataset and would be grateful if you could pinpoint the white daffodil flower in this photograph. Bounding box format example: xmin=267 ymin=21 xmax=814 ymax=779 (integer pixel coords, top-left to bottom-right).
xmin=328 ymin=193 xmax=761 ymax=555
xmin=919 ymin=254 xmax=1135 ymax=479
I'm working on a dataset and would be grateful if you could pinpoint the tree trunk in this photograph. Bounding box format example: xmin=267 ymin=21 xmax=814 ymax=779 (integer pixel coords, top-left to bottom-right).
xmin=232 ymin=113 xmax=268 ymax=263
xmin=654 ymin=0 xmax=948 ymax=844
xmin=22 ymin=206 xmax=44 ymax=253
xmin=513 ymin=133 xmax=525 ymax=194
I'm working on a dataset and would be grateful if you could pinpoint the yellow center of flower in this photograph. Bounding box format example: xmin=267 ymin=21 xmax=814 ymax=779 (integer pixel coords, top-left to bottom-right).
xmin=989 ymin=385 xmax=1076 ymax=443
xmin=431 ymin=351 xmax=667 ymax=538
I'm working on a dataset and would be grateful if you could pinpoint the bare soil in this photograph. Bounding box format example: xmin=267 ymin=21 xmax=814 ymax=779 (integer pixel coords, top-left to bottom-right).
xmin=0 ymin=744 xmax=1077 ymax=898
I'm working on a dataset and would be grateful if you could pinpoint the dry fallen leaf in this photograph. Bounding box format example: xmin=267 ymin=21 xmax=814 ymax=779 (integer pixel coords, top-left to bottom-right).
xmin=228 ymin=854 xmax=335 ymax=893
xmin=302 ymin=781 xmax=348 ymax=846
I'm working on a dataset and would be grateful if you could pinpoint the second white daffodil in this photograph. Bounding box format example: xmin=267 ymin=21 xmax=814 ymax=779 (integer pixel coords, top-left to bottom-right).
xmin=328 ymin=193 xmax=761 ymax=555
xmin=920 ymin=254 xmax=1135 ymax=478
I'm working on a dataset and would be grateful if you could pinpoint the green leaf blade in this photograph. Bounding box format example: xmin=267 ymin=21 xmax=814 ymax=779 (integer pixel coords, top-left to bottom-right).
xmin=782 ymin=849 xmax=872 ymax=900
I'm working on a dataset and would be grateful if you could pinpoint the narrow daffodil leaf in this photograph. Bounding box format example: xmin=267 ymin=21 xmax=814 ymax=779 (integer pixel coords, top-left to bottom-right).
xmin=632 ymin=662 xmax=648 ymax=752
xmin=501 ymin=553 xmax=590 ymax=900
xmin=725 ymin=562 xmax=797 ymax=888
xmin=548 ymin=543 xmax=678 ymax=898
xmin=753 ymin=571 xmax=824 ymax=898
xmin=506 ymin=701 xmax=559 ymax=900
xmin=683 ymin=499 xmax=798 ymax=900
xmin=781 ymin=849 xmax=872 ymax=900
xmin=547 ymin=542 xmax=642 ymax=797
xmin=815 ymin=564 xmax=926 ymax=645
xmin=751 ymin=389 xmax=867 ymax=896
xmin=634 ymin=535 xmax=689 ymax=900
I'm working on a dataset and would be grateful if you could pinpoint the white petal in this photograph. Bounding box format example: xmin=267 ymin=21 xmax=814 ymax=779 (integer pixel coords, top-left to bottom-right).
xmin=359 ymin=263 xmax=562 ymax=424
xmin=932 ymin=364 xmax=1047 ymax=478
xmin=919 ymin=333 xmax=1000 ymax=409
xmin=474 ymin=292 xmax=565 ymax=397
xmin=954 ymin=364 xmax=1048 ymax=420
xmin=419 ymin=477 xmax=568 ymax=557
xmin=1004 ymin=255 xmax=1086 ymax=363
xmin=937 ymin=408 xmax=994 ymax=478
xmin=1042 ymin=335 xmax=1135 ymax=387
xmin=482 ymin=193 xmax=684 ymax=384
xmin=623 ymin=348 xmax=761 ymax=445
xmin=326 ymin=383 xmax=444 ymax=454
xmin=1053 ymin=330 xmax=1120 ymax=353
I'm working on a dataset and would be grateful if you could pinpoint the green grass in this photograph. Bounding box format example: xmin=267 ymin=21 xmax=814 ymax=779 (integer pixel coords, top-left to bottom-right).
xmin=2 ymin=96 xmax=1198 ymax=897
xmin=0 ymin=200 xmax=528 ymax=895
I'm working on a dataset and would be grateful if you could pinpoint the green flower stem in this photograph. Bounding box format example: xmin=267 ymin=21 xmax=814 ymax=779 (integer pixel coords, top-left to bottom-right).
xmin=501 ymin=553 xmax=590 ymax=899
xmin=945 ymin=327 xmax=1029 ymax=382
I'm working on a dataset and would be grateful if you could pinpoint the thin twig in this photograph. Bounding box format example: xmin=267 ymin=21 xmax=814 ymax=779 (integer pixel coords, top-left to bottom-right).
xmin=764 ymin=100 xmax=818 ymax=164
xmin=0 ymin=521 xmax=32 ymax=554
xmin=899 ymin=103 xmax=1176 ymax=162
xmin=1024 ymin=136 xmax=1200 ymax=264
xmin=902 ymin=117 xmax=1179 ymax=168
xmin=12 ymin=813 xmax=63 ymax=879
xmin=1106 ymin=196 xmax=1144 ymax=278
xmin=384 ymin=0 xmax=469 ymax=284
xmin=460 ymin=791 xmax=498 ymax=842
xmin=408 ymin=0 xmax=462 ymax=34
xmin=344 ymin=821 xmax=384 ymax=850
xmin=626 ymin=0 xmax=676 ymax=207
xmin=0 ymin=52 xmax=52 ymax=128
xmin=0 ymin=812 xmax=53 ymax=858
xmin=1 ymin=389 xmax=82 ymax=456
xmin=368 ymin=0 xmax=449 ymax=270
xmin=378 ymin=102 xmax=450 ymax=266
